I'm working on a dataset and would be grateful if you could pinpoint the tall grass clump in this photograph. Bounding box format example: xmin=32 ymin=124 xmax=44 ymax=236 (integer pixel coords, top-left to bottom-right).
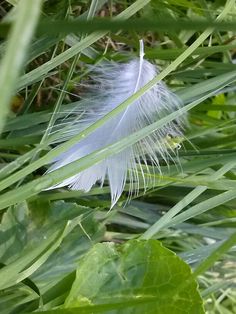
xmin=0 ymin=1 xmax=235 ymax=313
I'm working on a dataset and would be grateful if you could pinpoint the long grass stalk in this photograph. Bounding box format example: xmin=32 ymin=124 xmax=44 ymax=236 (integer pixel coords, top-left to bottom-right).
xmin=0 ymin=0 xmax=43 ymax=134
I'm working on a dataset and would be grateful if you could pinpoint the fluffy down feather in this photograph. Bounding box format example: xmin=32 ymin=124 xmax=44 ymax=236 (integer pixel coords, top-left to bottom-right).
xmin=47 ymin=48 xmax=186 ymax=207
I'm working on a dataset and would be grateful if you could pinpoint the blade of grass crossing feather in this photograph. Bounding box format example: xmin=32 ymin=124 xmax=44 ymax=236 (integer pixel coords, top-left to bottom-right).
xmin=0 ymin=70 xmax=235 ymax=182
xmin=0 ymin=91 xmax=229 ymax=210
xmin=17 ymin=0 xmax=151 ymax=90
xmin=33 ymin=151 xmax=236 ymax=200
xmin=0 ymin=0 xmax=43 ymax=134
xmin=31 ymin=166 xmax=236 ymax=202
xmin=141 ymin=160 xmax=236 ymax=239
xmin=0 ymin=87 xmax=233 ymax=206
xmin=0 ymin=92 xmax=218 ymax=193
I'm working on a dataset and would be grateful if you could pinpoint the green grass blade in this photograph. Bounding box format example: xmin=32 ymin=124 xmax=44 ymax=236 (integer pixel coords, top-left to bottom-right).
xmin=0 ymin=216 xmax=81 ymax=290
xmin=193 ymin=231 xmax=236 ymax=277
xmin=31 ymin=18 xmax=236 ymax=35
xmin=165 ymin=189 xmax=236 ymax=228
xmin=0 ymin=0 xmax=43 ymax=134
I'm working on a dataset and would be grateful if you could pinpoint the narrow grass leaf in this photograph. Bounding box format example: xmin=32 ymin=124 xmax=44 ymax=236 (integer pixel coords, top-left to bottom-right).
xmin=0 ymin=0 xmax=42 ymax=133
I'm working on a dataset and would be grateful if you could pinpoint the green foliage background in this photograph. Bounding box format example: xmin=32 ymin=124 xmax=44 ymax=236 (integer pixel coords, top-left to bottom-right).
xmin=0 ymin=0 xmax=236 ymax=313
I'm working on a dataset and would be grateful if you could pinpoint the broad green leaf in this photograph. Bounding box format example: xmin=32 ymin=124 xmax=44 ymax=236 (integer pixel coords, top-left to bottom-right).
xmin=62 ymin=240 xmax=204 ymax=314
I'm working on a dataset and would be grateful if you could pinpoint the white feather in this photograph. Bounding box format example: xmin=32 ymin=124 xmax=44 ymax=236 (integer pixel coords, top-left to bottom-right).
xmin=47 ymin=41 xmax=186 ymax=207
